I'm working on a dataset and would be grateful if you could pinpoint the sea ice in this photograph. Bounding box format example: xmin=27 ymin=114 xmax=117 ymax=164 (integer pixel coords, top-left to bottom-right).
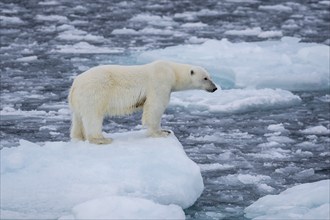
xmin=258 ymin=4 xmax=293 ymax=13
xmin=267 ymin=123 xmax=288 ymax=133
xmin=138 ymin=37 xmax=329 ymax=91
xmin=0 ymin=15 xmax=24 ymax=25
xmin=170 ymin=88 xmax=301 ymax=114
xmin=301 ymin=125 xmax=330 ymax=135
xmin=60 ymin=196 xmax=185 ymax=220
xmin=245 ymin=180 xmax=330 ymax=220
xmin=0 ymin=131 xmax=203 ymax=219
xmin=35 ymin=14 xmax=68 ymax=23
xmin=53 ymin=42 xmax=124 ymax=54
xmin=129 ymin=14 xmax=176 ymax=27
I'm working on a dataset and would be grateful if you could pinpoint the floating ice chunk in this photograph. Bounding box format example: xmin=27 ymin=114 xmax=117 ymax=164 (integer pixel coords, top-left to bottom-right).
xmin=319 ymin=1 xmax=330 ymax=6
xmin=129 ymin=14 xmax=176 ymax=27
xmin=267 ymin=135 xmax=295 ymax=144
xmin=245 ymin=180 xmax=330 ymax=220
xmin=318 ymin=94 xmax=330 ymax=103
xmin=138 ymin=38 xmax=330 ymax=91
xmin=181 ymin=22 xmax=208 ymax=28
xmin=174 ymin=12 xmax=197 ymax=21
xmin=38 ymin=0 xmax=59 ymax=5
xmin=0 ymin=106 xmax=47 ymax=117
xmin=258 ymin=30 xmax=283 ymax=38
xmin=225 ymin=27 xmax=262 ymax=36
xmin=225 ymin=27 xmax=282 ymax=38
xmin=0 ymin=131 xmax=203 ymax=219
xmin=139 ymin=27 xmax=181 ymax=36
xmin=111 ymin=28 xmax=139 ymax=35
xmin=301 ymin=125 xmax=330 ymax=135
xmin=186 ymin=36 xmax=209 ymax=44
xmin=57 ymin=28 xmax=105 ymax=42
xmin=247 ymin=148 xmax=291 ymax=159
xmin=198 ymin=163 xmax=234 ymax=172
xmin=259 ymin=4 xmax=293 ymax=13
xmin=16 ymin=55 xmax=38 ymax=62
xmin=0 ymin=15 xmax=24 ymax=24
xmin=237 ymin=174 xmax=271 ymax=185
xmin=293 ymin=168 xmax=315 ymax=180
xmin=61 ymin=196 xmax=185 ymax=220
xmin=53 ymin=42 xmax=124 ymax=54
xmin=35 ymin=14 xmax=68 ymax=23
xmin=267 ymin=123 xmax=288 ymax=133
xmin=111 ymin=27 xmax=182 ymax=36
xmin=170 ymin=89 xmax=301 ymax=114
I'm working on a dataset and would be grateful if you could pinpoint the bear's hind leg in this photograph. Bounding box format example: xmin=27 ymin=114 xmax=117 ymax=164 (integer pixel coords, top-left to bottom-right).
xmin=70 ymin=113 xmax=85 ymax=141
xmin=82 ymin=115 xmax=112 ymax=145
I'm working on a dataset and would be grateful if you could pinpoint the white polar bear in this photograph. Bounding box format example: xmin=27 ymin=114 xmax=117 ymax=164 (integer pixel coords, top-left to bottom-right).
xmin=69 ymin=60 xmax=217 ymax=144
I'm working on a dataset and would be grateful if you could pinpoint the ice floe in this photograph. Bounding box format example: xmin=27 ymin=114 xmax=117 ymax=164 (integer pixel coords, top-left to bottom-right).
xmin=0 ymin=131 xmax=203 ymax=219
xmin=170 ymin=89 xmax=301 ymax=114
xmin=138 ymin=37 xmax=329 ymax=91
xmin=245 ymin=179 xmax=330 ymax=220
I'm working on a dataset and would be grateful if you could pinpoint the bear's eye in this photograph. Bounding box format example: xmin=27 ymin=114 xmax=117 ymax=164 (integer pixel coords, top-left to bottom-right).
xmin=204 ymin=77 xmax=208 ymax=80
xmin=190 ymin=70 xmax=194 ymax=75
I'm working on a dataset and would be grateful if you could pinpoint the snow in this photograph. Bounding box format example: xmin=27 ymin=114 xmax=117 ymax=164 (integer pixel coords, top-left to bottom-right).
xmin=61 ymin=196 xmax=185 ymax=220
xmin=138 ymin=37 xmax=329 ymax=91
xmin=0 ymin=131 xmax=203 ymax=219
xmin=245 ymin=180 xmax=330 ymax=220
xmin=170 ymin=89 xmax=301 ymax=114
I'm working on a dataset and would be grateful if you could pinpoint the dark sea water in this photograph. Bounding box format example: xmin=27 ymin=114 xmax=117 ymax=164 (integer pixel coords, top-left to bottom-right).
xmin=1 ymin=0 xmax=329 ymax=219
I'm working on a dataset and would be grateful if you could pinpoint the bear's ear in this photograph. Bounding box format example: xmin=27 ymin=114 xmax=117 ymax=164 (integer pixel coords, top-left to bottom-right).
xmin=190 ymin=70 xmax=194 ymax=75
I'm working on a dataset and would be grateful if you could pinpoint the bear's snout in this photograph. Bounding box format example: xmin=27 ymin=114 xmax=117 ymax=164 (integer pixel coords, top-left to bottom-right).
xmin=208 ymin=86 xmax=217 ymax=93
xmin=206 ymin=81 xmax=217 ymax=93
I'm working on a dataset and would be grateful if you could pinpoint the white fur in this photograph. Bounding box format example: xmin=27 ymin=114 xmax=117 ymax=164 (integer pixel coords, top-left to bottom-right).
xmin=69 ymin=60 xmax=217 ymax=144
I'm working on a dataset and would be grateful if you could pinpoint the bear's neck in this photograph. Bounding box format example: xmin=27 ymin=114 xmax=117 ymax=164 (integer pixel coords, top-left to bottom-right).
xmin=172 ymin=72 xmax=193 ymax=92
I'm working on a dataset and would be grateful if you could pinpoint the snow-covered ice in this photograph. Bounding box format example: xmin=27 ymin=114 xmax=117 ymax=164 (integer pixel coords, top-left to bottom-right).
xmin=138 ymin=37 xmax=329 ymax=91
xmin=0 ymin=131 xmax=203 ymax=219
xmin=245 ymin=180 xmax=330 ymax=220
xmin=61 ymin=196 xmax=185 ymax=220
xmin=170 ymin=89 xmax=301 ymax=114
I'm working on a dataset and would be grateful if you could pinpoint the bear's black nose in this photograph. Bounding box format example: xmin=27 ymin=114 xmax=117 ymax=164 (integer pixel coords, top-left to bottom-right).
xmin=212 ymin=87 xmax=217 ymax=92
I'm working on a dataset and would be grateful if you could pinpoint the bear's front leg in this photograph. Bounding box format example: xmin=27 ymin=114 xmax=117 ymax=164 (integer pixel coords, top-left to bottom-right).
xmin=149 ymin=129 xmax=172 ymax=137
xmin=142 ymin=91 xmax=171 ymax=138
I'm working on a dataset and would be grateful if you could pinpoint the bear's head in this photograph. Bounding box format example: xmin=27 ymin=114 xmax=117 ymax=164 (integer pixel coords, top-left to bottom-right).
xmin=190 ymin=67 xmax=218 ymax=93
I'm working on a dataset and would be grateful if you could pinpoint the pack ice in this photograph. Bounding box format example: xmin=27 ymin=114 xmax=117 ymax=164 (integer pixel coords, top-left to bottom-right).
xmin=0 ymin=131 xmax=203 ymax=219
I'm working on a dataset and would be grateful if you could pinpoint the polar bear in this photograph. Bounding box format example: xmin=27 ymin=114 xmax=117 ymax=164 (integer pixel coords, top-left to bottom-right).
xmin=69 ymin=60 xmax=217 ymax=144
